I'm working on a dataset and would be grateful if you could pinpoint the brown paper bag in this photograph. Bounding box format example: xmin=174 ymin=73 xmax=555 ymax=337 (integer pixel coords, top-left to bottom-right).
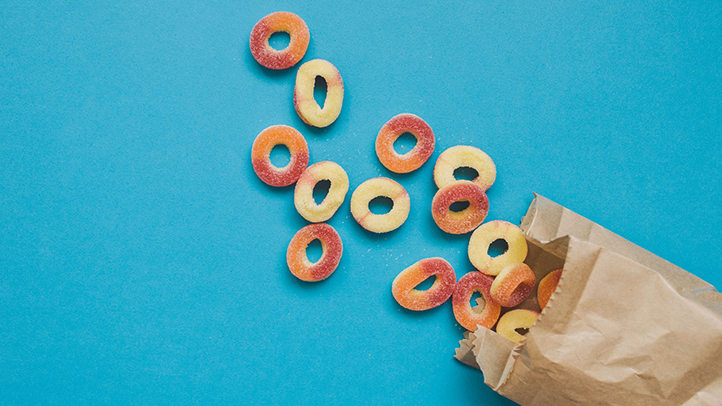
xmin=455 ymin=194 xmax=722 ymax=405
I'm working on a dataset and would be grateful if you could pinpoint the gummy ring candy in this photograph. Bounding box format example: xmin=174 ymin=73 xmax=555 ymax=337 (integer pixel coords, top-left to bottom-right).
xmin=251 ymin=125 xmax=309 ymax=187
xmin=433 ymin=146 xmax=496 ymax=190
xmin=350 ymin=177 xmax=410 ymax=233
xmin=452 ymin=271 xmax=501 ymax=331
xmin=431 ymin=181 xmax=489 ymax=235
xmin=468 ymin=220 xmax=528 ymax=276
xmin=375 ymin=114 xmax=435 ymax=174
xmin=392 ymin=258 xmax=456 ymax=311
xmin=490 ymin=263 xmax=536 ymax=307
xmin=286 ymin=223 xmax=343 ymax=282
xmin=294 ymin=161 xmax=349 ymax=223
xmin=537 ymin=269 xmax=563 ymax=310
xmin=249 ymin=12 xmax=310 ymax=70
xmin=496 ymin=309 xmax=540 ymax=344
xmin=294 ymin=59 xmax=344 ymax=128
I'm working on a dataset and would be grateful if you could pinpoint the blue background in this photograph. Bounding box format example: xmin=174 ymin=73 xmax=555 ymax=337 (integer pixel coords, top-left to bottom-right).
xmin=2 ymin=1 xmax=721 ymax=405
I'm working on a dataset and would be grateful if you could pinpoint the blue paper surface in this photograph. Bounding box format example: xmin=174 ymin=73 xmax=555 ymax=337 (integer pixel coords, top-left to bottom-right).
xmin=1 ymin=1 xmax=720 ymax=404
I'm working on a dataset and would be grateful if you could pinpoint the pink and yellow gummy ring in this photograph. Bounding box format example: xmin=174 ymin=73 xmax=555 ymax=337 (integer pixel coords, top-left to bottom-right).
xmin=452 ymin=271 xmax=501 ymax=331
xmin=468 ymin=220 xmax=528 ymax=276
xmin=286 ymin=223 xmax=343 ymax=282
xmin=375 ymin=114 xmax=435 ymax=174
xmin=350 ymin=177 xmax=410 ymax=233
xmin=496 ymin=309 xmax=540 ymax=344
xmin=251 ymin=125 xmax=309 ymax=187
xmin=249 ymin=12 xmax=310 ymax=70
xmin=294 ymin=161 xmax=349 ymax=223
xmin=433 ymin=145 xmax=496 ymax=190
xmin=490 ymin=263 xmax=536 ymax=308
xmin=537 ymin=269 xmax=563 ymax=311
xmin=392 ymin=258 xmax=456 ymax=311
xmin=294 ymin=59 xmax=344 ymax=128
xmin=431 ymin=181 xmax=489 ymax=234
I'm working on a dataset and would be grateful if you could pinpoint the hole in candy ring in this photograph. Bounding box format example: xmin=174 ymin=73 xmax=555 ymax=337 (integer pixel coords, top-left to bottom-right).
xmin=313 ymin=76 xmax=327 ymax=109
xmin=369 ymin=196 xmax=394 ymax=215
xmin=268 ymin=31 xmax=291 ymax=51
xmin=414 ymin=275 xmax=436 ymax=291
xmin=470 ymin=292 xmax=486 ymax=314
xmin=515 ymin=327 xmax=530 ymax=336
xmin=312 ymin=179 xmax=331 ymax=205
xmin=453 ymin=166 xmax=479 ymax=182
xmin=393 ymin=132 xmax=418 ymax=155
xmin=449 ymin=200 xmax=470 ymax=212
xmin=305 ymin=238 xmax=323 ymax=264
xmin=488 ymin=239 xmax=509 ymax=258
xmin=269 ymin=144 xmax=291 ymax=168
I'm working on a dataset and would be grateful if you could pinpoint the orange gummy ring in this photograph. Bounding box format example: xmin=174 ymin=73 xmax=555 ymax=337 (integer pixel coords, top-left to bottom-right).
xmin=392 ymin=258 xmax=456 ymax=311
xmin=537 ymin=269 xmax=563 ymax=310
xmin=286 ymin=223 xmax=343 ymax=282
xmin=431 ymin=181 xmax=489 ymax=234
xmin=375 ymin=114 xmax=435 ymax=173
xmin=489 ymin=263 xmax=536 ymax=307
xmin=452 ymin=271 xmax=501 ymax=331
xmin=251 ymin=125 xmax=309 ymax=187
xmin=249 ymin=12 xmax=310 ymax=70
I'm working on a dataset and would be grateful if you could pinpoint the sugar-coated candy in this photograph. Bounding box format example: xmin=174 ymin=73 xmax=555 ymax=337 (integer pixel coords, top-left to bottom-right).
xmin=452 ymin=271 xmax=501 ymax=331
xmin=375 ymin=114 xmax=435 ymax=174
xmin=251 ymin=125 xmax=309 ymax=187
xmin=350 ymin=177 xmax=410 ymax=233
xmin=431 ymin=181 xmax=489 ymax=234
xmin=294 ymin=59 xmax=344 ymax=128
xmin=468 ymin=220 xmax=528 ymax=276
xmin=249 ymin=12 xmax=310 ymax=70
xmin=294 ymin=161 xmax=349 ymax=223
xmin=496 ymin=309 xmax=540 ymax=344
xmin=392 ymin=258 xmax=456 ymax=311
xmin=433 ymin=145 xmax=496 ymax=190
xmin=286 ymin=223 xmax=343 ymax=282
xmin=537 ymin=269 xmax=563 ymax=310
xmin=490 ymin=263 xmax=536 ymax=307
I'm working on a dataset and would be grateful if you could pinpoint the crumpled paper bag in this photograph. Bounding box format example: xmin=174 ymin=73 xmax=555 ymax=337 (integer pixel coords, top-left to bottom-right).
xmin=455 ymin=194 xmax=722 ymax=405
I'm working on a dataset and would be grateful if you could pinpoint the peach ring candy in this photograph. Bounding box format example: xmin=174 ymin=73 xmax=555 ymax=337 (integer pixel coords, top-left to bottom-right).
xmin=286 ymin=223 xmax=343 ymax=282
xmin=375 ymin=113 xmax=435 ymax=173
xmin=294 ymin=161 xmax=349 ymax=223
xmin=249 ymin=12 xmax=309 ymax=70
xmin=490 ymin=263 xmax=537 ymax=307
xmin=392 ymin=258 xmax=456 ymax=311
xmin=538 ymin=269 xmax=563 ymax=310
xmin=294 ymin=59 xmax=344 ymax=128
xmin=251 ymin=125 xmax=309 ymax=187
xmin=431 ymin=181 xmax=489 ymax=234
xmin=496 ymin=309 xmax=540 ymax=344
xmin=468 ymin=220 xmax=528 ymax=276
xmin=350 ymin=177 xmax=410 ymax=233
xmin=433 ymin=145 xmax=496 ymax=190
xmin=452 ymin=271 xmax=501 ymax=331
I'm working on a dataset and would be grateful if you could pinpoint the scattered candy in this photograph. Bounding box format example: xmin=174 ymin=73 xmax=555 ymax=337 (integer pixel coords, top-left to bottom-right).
xmin=537 ymin=269 xmax=563 ymax=310
xmin=249 ymin=12 xmax=310 ymax=70
xmin=392 ymin=258 xmax=456 ymax=311
xmin=286 ymin=223 xmax=343 ymax=282
xmin=375 ymin=113 xmax=435 ymax=174
xmin=251 ymin=125 xmax=309 ymax=187
xmin=433 ymin=145 xmax=496 ymax=190
xmin=294 ymin=161 xmax=349 ymax=223
xmin=294 ymin=59 xmax=344 ymax=128
xmin=452 ymin=271 xmax=501 ymax=331
xmin=468 ymin=220 xmax=528 ymax=276
xmin=495 ymin=309 xmax=540 ymax=344
xmin=490 ymin=263 xmax=536 ymax=307
xmin=431 ymin=181 xmax=489 ymax=234
xmin=350 ymin=177 xmax=410 ymax=233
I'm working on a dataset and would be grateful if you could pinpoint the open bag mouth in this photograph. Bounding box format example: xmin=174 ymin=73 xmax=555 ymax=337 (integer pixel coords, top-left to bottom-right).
xmin=455 ymin=194 xmax=722 ymax=406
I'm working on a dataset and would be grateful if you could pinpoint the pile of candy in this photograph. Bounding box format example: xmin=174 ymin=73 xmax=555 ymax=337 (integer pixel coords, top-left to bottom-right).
xmin=249 ymin=12 xmax=563 ymax=343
